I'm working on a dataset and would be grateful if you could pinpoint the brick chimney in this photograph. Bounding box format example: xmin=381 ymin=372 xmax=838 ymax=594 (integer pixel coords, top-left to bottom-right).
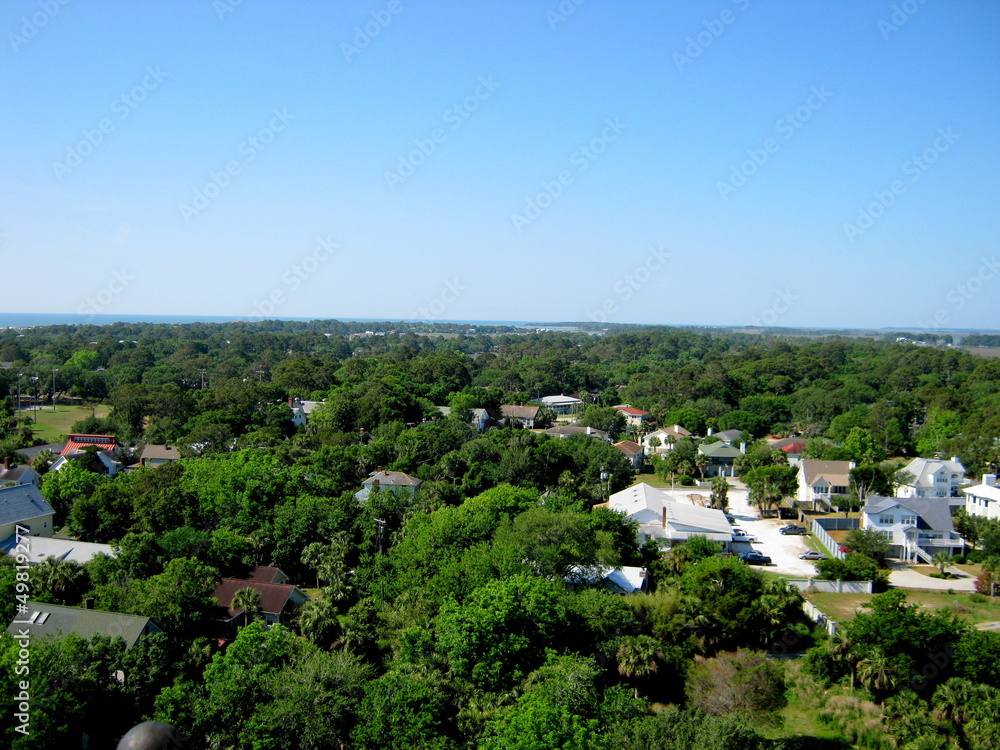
xmin=662 ymin=506 xmax=667 ymax=528
xmin=2 ymin=457 xmax=9 ymax=470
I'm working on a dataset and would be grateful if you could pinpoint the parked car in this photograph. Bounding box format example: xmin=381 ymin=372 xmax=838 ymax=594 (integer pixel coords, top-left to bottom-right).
xmin=780 ymin=525 xmax=807 ymax=535
xmin=799 ymin=550 xmax=827 ymax=560
xmin=739 ymin=551 xmax=772 ymax=565
xmin=724 ymin=514 xmax=736 ymax=524
xmin=731 ymin=528 xmax=757 ymax=542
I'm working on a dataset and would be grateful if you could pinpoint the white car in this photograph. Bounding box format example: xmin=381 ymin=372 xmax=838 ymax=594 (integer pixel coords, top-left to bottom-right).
xmin=731 ymin=528 xmax=757 ymax=543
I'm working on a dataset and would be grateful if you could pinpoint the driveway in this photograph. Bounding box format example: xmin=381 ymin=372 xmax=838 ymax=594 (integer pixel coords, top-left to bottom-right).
xmin=886 ymin=562 xmax=976 ymax=592
xmin=675 ymin=485 xmax=817 ymax=578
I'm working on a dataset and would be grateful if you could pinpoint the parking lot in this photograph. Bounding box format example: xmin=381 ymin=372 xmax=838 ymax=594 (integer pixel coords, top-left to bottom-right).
xmin=678 ymin=485 xmax=819 ymax=577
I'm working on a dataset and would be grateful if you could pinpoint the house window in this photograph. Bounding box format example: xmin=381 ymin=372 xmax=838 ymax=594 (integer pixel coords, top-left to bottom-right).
xmin=878 ymin=515 xmax=894 ymax=525
xmin=813 ymin=486 xmax=828 ymax=494
xmin=901 ymin=515 xmax=917 ymax=525
xmin=43 ymin=522 xmax=48 ymax=528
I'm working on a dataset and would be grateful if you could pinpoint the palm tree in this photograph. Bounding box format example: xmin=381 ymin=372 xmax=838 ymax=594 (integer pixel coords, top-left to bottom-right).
xmin=695 ymin=454 xmax=710 ymax=480
xmin=616 ymin=635 xmax=662 ymax=698
xmin=231 ymin=586 xmax=262 ymax=629
xmin=931 ymin=551 xmax=951 ymax=577
xmin=856 ymin=648 xmax=899 ymax=698
xmin=296 ymin=598 xmax=342 ymax=649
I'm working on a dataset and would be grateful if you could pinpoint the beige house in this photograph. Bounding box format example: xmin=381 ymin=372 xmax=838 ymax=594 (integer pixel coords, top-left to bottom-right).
xmin=796 ymin=460 xmax=854 ymax=511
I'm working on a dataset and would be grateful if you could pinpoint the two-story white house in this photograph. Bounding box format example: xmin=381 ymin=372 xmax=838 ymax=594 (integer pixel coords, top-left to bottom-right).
xmin=963 ymin=474 xmax=1000 ymax=522
xmin=898 ymin=457 xmax=966 ymax=499
xmin=796 ymin=460 xmax=854 ymax=512
xmin=642 ymin=425 xmax=692 ymax=456
xmin=861 ymin=495 xmax=965 ymax=563
xmin=613 ymin=404 xmax=651 ymax=430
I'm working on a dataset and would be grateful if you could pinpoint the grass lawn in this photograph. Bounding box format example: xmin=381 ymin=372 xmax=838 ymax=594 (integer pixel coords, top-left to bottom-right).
xmin=629 ymin=471 xmax=702 ymax=490
xmin=805 ymin=590 xmax=1000 ymax=627
xmin=23 ymin=403 xmax=110 ymax=444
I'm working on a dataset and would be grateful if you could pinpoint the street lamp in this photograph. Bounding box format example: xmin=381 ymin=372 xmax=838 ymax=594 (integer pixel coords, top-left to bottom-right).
xmin=30 ymin=377 xmax=38 ymax=423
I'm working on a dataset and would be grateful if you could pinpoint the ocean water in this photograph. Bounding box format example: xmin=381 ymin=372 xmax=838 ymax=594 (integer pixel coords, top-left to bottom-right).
xmin=0 ymin=312 xmax=570 ymax=329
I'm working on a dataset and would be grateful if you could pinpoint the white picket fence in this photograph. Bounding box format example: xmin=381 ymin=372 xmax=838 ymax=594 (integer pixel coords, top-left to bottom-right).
xmin=784 ymin=578 xmax=873 ymax=594
xmin=802 ymin=599 xmax=838 ymax=636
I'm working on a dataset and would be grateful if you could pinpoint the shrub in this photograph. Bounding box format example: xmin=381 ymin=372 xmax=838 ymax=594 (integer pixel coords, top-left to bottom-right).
xmin=685 ymin=649 xmax=787 ymax=716
xmin=968 ymin=593 xmax=987 ymax=603
xmin=676 ymin=474 xmax=694 ymax=486
xmin=951 ymin=554 xmax=967 ymax=565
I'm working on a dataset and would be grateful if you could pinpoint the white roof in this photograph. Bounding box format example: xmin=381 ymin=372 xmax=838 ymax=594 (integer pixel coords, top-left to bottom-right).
xmin=536 ymin=395 xmax=582 ymax=406
xmin=608 ymin=483 xmax=732 ymax=540
xmin=4 ymin=536 xmax=116 ymax=565
xmin=565 ymin=565 xmax=647 ymax=594
xmin=903 ymin=457 xmax=965 ymax=488
xmin=964 ymin=482 xmax=1000 ymax=502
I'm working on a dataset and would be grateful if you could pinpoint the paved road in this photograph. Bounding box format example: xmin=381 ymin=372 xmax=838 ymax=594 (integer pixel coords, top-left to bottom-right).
xmin=675 ymin=485 xmax=817 ymax=577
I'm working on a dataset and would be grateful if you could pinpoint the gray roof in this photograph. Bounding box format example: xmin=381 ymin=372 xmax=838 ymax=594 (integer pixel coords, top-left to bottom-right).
xmin=862 ymin=495 xmax=955 ymax=532
xmin=15 ymin=443 xmax=65 ymax=462
xmin=712 ymin=429 xmax=745 ymax=443
xmin=698 ymin=441 xmax=742 ymax=458
xmin=0 ymin=485 xmax=54 ymax=525
xmin=902 ymin=457 xmax=965 ymax=488
xmin=0 ymin=465 xmax=38 ymax=483
xmin=6 ymin=602 xmax=160 ymax=649
xmin=140 ymin=444 xmax=180 ymax=461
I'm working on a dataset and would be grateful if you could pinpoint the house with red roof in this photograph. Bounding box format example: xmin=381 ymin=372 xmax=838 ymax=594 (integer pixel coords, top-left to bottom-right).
xmin=613 ymin=404 xmax=651 ymax=429
xmin=212 ymin=577 xmax=309 ymax=635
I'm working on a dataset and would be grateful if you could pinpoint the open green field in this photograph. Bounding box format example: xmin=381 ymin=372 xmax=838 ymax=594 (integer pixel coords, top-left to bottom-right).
xmin=806 ymin=590 xmax=1000 ymax=627
xmin=21 ymin=403 xmax=110 ymax=444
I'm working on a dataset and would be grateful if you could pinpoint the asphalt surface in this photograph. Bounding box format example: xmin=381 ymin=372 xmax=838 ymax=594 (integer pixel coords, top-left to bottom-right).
xmin=676 ymin=485 xmax=817 ymax=577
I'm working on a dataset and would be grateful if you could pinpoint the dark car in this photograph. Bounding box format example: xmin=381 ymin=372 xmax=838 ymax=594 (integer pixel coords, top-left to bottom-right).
xmin=738 ymin=551 xmax=772 ymax=565
xmin=724 ymin=514 xmax=736 ymax=524
xmin=779 ymin=525 xmax=807 ymax=535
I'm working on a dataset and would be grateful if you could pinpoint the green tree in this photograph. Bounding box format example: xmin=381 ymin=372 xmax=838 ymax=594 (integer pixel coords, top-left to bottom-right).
xmin=232 ymin=586 xmax=262 ymax=629
xmin=479 ymin=692 xmax=599 ymax=750
xmin=437 ymin=575 xmax=568 ymax=691
xmin=685 ymin=649 xmax=787 ymax=716
xmin=743 ymin=465 xmax=798 ymax=517
xmin=844 ymin=527 xmax=892 ymax=565
xmin=842 ymin=427 xmax=886 ymax=464
xmin=709 ymin=475 xmax=729 ymax=510
xmin=616 ymin=634 xmax=662 ymax=698
xmin=351 ymin=669 xmax=457 ymax=750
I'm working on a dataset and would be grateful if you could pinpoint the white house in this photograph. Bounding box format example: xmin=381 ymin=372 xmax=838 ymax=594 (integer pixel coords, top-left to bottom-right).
xmin=565 ymin=565 xmax=648 ymax=594
xmin=963 ymin=474 xmax=1000 ymax=522
xmin=898 ymin=457 xmax=966 ymax=499
xmin=698 ymin=441 xmax=744 ymax=477
xmin=49 ymin=449 xmax=120 ymax=477
xmin=533 ymin=395 xmax=583 ymax=415
xmin=289 ymin=398 xmax=323 ymax=427
xmin=613 ymin=404 xmax=651 ymax=429
xmin=0 ymin=457 xmax=41 ymax=488
xmin=642 ymin=425 xmax=692 ymax=456
xmin=2 ymin=536 xmax=116 ymax=565
xmin=604 ymin=483 xmax=732 ymax=549
xmin=355 ymin=469 xmax=423 ymax=503
xmin=613 ymin=440 xmax=645 ymax=470
xmin=796 ymin=460 xmax=854 ymax=511
xmin=861 ymin=495 xmax=965 ymax=563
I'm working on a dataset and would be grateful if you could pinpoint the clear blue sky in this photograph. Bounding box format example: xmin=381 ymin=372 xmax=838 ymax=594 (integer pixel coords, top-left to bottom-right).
xmin=3 ymin=0 xmax=998 ymax=329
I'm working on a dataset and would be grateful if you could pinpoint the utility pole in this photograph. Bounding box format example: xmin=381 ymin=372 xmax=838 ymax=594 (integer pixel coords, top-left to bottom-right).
xmin=198 ymin=368 xmax=206 ymax=389
xmin=51 ymin=368 xmax=58 ymax=407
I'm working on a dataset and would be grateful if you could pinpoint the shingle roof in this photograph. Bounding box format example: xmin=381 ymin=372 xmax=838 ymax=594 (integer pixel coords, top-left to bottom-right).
xmin=613 ymin=405 xmax=650 ymax=417
xmin=501 ymin=404 xmax=540 ymax=420
xmin=212 ymin=579 xmax=305 ymax=619
xmin=862 ymin=495 xmax=955 ymax=532
xmin=0 ymin=465 xmax=37 ymax=483
xmin=0 ymin=485 xmax=54 ymax=526
xmin=712 ymin=429 xmax=745 ymax=443
xmin=16 ymin=443 xmax=65 ymax=463
xmin=364 ymin=470 xmax=422 ymax=488
xmin=698 ymin=441 xmax=742 ymax=457
xmin=545 ymin=425 xmax=609 ymax=439
xmin=902 ymin=457 xmax=965 ymax=489
xmin=140 ymin=444 xmax=180 ymax=462
xmin=613 ymin=440 xmax=644 ymax=455
xmin=6 ymin=602 xmax=159 ymax=649
xmin=801 ymin=460 xmax=853 ymax=487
